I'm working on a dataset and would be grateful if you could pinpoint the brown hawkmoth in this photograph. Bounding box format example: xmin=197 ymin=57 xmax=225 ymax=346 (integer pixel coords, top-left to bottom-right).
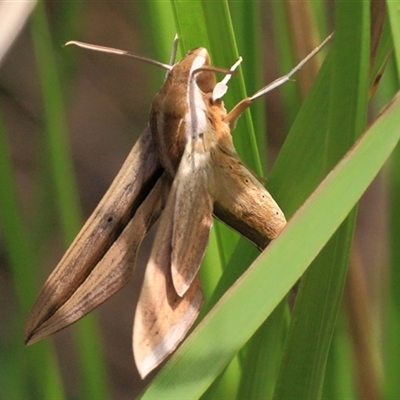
xmin=25 ymin=35 xmax=331 ymax=378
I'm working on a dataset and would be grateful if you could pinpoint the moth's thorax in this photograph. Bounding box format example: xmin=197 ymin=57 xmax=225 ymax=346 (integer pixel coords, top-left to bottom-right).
xmin=150 ymin=47 xmax=218 ymax=176
xmin=207 ymin=99 xmax=236 ymax=154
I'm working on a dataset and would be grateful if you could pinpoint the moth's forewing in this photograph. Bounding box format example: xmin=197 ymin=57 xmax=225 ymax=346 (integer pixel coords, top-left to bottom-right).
xmin=133 ymin=173 xmax=203 ymax=378
xmin=25 ymin=127 xmax=162 ymax=344
xmin=27 ymin=177 xmax=169 ymax=344
xmin=134 ymin=270 xmax=202 ymax=379
xmin=171 ymin=141 xmax=213 ymax=297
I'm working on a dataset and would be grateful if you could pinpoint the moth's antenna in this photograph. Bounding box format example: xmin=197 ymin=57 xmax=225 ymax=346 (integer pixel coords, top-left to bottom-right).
xmin=250 ymin=32 xmax=333 ymax=101
xmin=64 ymin=41 xmax=173 ymax=71
xmin=225 ymin=32 xmax=334 ymax=127
xmin=191 ymin=65 xmax=238 ymax=78
xmin=168 ymin=34 xmax=179 ymax=66
xmin=163 ymin=34 xmax=179 ymax=81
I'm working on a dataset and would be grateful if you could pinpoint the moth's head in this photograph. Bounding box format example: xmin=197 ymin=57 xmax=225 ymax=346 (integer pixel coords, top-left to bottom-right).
xmin=186 ymin=47 xmax=210 ymax=60
xmin=175 ymin=47 xmax=216 ymax=94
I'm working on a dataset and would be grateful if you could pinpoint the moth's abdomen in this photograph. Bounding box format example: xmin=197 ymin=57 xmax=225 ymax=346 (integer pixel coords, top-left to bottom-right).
xmin=213 ymin=152 xmax=286 ymax=248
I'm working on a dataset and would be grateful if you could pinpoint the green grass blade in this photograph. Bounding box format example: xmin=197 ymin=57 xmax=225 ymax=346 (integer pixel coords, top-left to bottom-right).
xmin=29 ymin=4 xmax=109 ymax=398
xmin=386 ymin=139 xmax=400 ymax=399
xmin=0 ymin=111 xmax=65 ymax=399
xmin=237 ymin=301 xmax=289 ymax=399
xmin=229 ymin=1 xmax=266 ymax=170
xmin=271 ymin=2 xmax=302 ymax=128
xmin=141 ymin=1 xmax=177 ymax=65
xmin=274 ymin=3 xmax=370 ymax=399
xmin=30 ymin=6 xmax=81 ymax=239
xmin=387 ymin=0 xmax=400 ymax=77
xmin=323 ymin=316 xmax=355 ymax=399
xmin=237 ymin=2 xmax=329 ymax=396
xmin=370 ymin=18 xmax=393 ymax=89
xmin=385 ymin=2 xmax=400 ymax=398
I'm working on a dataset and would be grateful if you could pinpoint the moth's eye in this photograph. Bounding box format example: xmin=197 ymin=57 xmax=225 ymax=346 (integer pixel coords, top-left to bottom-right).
xmin=196 ymin=70 xmax=216 ymax=93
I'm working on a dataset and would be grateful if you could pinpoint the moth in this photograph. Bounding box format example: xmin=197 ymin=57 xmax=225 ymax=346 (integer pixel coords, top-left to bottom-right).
xmin=25 ymin=35 xmax=331 ymax=378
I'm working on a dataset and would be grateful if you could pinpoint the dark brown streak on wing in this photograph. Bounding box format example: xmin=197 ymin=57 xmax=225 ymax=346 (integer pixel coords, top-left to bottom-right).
xmin=213 ymin=203 xmax=269 ymax=250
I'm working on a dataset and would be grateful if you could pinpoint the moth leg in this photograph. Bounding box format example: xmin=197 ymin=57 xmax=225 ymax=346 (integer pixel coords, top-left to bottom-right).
xmin=224 ymin=97 xmax=252 ymax=129
xmin=225 ymin=33 xmax=333 ymax=128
